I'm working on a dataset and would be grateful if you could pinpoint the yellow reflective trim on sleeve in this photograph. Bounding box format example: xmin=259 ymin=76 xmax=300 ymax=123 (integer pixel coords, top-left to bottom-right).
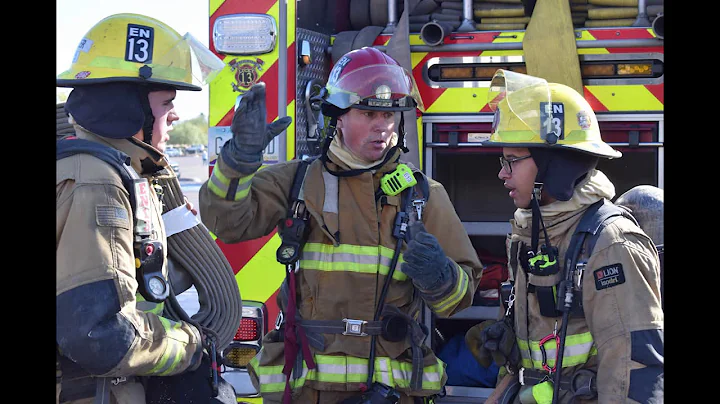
xmin=207 ymin=165 xmax=255 ymax=200
xmin=145 ymin=317 xmax=186 ymax=375
xmin=427 ymin=264 xmax=469 ymax=314
xmin=135 ymin=293 xmax=164 ymax=314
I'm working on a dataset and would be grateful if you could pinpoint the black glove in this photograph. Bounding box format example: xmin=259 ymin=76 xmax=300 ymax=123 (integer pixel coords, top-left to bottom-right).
xmin=400 ymin=222 xmax=454 ymax=290
xmin=144 ymin=351 xmax=237 ymax=404
xmin=221 ymin=82 xmax=292 ymax=174
xmin=465 ymin=318 xmax=520 ymax=371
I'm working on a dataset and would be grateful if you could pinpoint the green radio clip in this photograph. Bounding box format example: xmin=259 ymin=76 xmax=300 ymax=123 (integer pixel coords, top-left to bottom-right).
xmin=380 ymin=164 xmax=417 ymax=196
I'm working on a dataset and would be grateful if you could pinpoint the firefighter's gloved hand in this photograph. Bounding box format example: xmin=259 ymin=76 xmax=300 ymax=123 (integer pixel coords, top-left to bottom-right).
xmin=221 ymin=82 xmax=292 ymax=174
xmin=465 ymin=319 xmax=520 ymax=371
xmin=144 ymin=349 xmax=237 ymax=404
xmin=401 ymin=222 xmax=454 ymax=290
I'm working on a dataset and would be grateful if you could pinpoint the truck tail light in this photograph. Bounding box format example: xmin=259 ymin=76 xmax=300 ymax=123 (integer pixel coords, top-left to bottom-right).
xmin=223 ymin=343 xmax=260 ymax=368
xmin=234 ymin=318 xmax=260 ymax=341
xmin=222 ymin=301 xmax=267 ymax=369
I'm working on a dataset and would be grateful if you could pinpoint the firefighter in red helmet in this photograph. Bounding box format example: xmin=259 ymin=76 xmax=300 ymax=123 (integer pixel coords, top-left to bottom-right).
xmin=200 ymin=47 xmax=483 ymax=403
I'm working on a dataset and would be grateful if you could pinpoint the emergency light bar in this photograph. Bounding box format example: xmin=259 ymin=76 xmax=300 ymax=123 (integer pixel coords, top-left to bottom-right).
xmin=430 ymin=61 xmax=660 ymax=82
xmin=213 ymin=14 xmax=277 ymax=55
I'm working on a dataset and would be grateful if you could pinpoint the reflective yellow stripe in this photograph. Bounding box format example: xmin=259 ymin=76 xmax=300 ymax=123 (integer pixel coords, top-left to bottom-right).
xmin=136 ymin=293 xmax=164 ymax=314
xmin=518 ymin=331 xmax=597 ymax=370
xmin=249 ymin=353 xmax=444 ymax=393
xmin=146 ymin=317 xmax=187 ymax=375
xmin=301 ymin=243 xmax=409 ymax=281
xmin=428 ymin=264 xmax=469 ymax=314
xmin=207 ymin=165 xmax=255 ymax=201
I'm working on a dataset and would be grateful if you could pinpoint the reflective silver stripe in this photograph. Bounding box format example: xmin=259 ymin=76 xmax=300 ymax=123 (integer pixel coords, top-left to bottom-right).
xmin=232 ymin=175 xmax=253 ymax=201
xmin=322 ymin=170 xmax=338 ymax=214
xmin=253 ymin=353 xmax=444 ymax=391
xmin=376 ymin=357 xmax=391 ymax=386
xmin=519 ymin=333 xmax=596 ymax=369
xmin=302 ymin=251 xmax=380 ymax=266
xmin=258 ymin=373 xmax=287 ymax=385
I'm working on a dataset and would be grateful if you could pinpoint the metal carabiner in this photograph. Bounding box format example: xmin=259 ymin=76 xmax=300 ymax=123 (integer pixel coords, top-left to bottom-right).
xmin=539 ymin=326 xmax=560 ymax=373
xmin=505 ymin=285 xmax=516 ymax=317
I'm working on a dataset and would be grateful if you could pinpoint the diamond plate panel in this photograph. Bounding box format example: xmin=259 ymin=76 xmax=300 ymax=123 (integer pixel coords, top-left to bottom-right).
xmin=295 ymin=28 xmax=331 ymax=158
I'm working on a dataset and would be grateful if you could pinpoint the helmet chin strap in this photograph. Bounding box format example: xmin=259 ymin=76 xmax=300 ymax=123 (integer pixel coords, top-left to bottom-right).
xmin=530 ymin=182 xmax=550 ymax=254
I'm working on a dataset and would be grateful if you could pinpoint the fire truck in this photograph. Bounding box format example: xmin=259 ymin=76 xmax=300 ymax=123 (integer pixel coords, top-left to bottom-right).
xmin=205 ymin=0 xmax=663 ymax=401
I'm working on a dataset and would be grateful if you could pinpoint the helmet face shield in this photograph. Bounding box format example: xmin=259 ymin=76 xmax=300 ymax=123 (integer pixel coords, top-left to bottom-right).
xmin=325 ymin=64 xmax=424 ymax=112
xmin=486 ymin=69 xmax=621 ymax=158
xmin=153 ymin=33 xmax=225 ymax=88
xmin=488 ymin=69 xmax=551 ymax=140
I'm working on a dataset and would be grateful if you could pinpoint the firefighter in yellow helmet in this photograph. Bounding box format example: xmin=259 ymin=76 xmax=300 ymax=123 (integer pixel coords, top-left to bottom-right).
xmin=56 ymin=13 xmax=233 ymax=404
xmin=465 ymin=70 xmax=663 ymax=403
xmin=199 ymin=47 xmax=483 ymax=403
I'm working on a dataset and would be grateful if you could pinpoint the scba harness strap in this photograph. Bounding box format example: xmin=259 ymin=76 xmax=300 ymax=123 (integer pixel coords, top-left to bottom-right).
xmin=56 ymin=137 xmax=169 ymax=303
xmin=504 ymin=199 xmax=639 ymax=403
xmin=274 ymin=159 xmax=432 ymax=401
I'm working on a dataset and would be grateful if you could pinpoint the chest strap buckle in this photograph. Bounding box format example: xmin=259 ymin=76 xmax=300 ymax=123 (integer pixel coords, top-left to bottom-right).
xmin=343 ymin=318 xmax=369 ymax=337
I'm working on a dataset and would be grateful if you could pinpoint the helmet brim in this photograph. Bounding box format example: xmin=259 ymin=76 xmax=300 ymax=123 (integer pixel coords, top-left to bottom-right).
xmin=57 ymin=77 xmax=202 ymax=91
xmin=483 ymin=141 xmax=622 ymax=159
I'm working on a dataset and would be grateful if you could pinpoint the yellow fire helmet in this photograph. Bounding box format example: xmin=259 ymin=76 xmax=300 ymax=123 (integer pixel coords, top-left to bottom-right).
xmin=485 ymin=69 xmax=621 ymax=159
xmin=57 ymin=13 xmax=225 ymax=91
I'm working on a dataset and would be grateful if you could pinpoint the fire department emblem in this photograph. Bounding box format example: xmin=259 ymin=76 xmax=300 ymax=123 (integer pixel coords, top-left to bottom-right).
xmin=75 ymin=71 xmax=91 ymax=79
xmin=229 ymin=58 xmax=265 ymax=94
xmin=577 ymin=110 xmax=592 ymax=130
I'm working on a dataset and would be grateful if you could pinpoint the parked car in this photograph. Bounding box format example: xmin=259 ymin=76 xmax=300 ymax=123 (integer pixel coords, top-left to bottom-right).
xmin=166 ymin=146 xmax=184 ymax=157
xmin=184 ymin=144 xmax=205 ymax=155
xmin=168 ymin=158 xmax=181 ymax=179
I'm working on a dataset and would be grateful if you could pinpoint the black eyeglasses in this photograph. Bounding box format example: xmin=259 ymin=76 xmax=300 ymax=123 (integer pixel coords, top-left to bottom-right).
xmin=499 ymin=155 xmax=532 ymax=174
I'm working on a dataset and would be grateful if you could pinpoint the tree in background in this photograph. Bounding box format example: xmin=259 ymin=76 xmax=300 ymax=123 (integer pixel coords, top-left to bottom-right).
xmin=169 ymin=114 xmax=208 ymax=146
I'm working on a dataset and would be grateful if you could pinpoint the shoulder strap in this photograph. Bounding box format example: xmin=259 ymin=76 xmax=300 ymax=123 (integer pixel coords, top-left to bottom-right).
xmin=563 ymin=199 xmax=634 ymax=315
xmin=57 ymin=137 xmax=138 ymax=207
xmin=276 ymin=157 xmax=316 ymax=265
xmin=409 ymin=169 xmax=430 ymax=220
xmin=288 ymin=157 xmax=314 ymax=206
xmin=566 ymin=199 xmax=635 ymax=267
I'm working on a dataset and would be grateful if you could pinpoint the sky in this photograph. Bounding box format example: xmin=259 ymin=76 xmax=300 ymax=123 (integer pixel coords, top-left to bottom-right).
xmin=56 ymin=0 xmax=211 ymax=121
